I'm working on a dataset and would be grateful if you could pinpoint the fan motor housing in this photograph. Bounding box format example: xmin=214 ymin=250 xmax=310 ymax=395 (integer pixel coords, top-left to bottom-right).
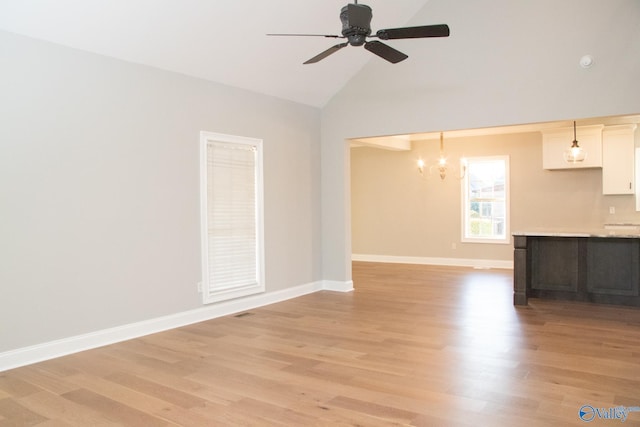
xmin=340 ymin=4 xmax=372 ymax=46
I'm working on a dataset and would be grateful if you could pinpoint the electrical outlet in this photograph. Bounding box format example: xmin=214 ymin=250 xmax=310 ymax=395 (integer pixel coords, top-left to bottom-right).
xmin=451 ymin=243 xmax=457 ymax=250
xmin=197 ymin=282 xmax=202 ymax=292
xmin=609 ymin=206 xmax=616 ymax=214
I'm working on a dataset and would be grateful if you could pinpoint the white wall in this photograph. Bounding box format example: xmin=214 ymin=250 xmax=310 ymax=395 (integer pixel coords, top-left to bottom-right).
xmin=321 ymin=0 xmax=640 ymax=282
xmin=0 ymin=31 xmax=322 ymax=353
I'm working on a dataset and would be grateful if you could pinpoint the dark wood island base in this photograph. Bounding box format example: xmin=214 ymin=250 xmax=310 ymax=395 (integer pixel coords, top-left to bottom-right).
xmin=513 ymin=232 xmax=640 ymax=307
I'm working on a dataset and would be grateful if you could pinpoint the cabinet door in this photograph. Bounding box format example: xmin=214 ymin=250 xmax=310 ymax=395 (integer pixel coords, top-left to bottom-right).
xmin=586 ymin=238 xmax=639 ymax=296
xmin=602 ymin=125 xmax=637 ymax=195
xmin=530 ymin=237 xmax=579 ymax=291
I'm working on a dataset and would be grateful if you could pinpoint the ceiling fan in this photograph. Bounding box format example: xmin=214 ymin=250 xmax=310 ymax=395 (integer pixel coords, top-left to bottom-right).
xmin=267 ymin=1 xmax=450 ymax=64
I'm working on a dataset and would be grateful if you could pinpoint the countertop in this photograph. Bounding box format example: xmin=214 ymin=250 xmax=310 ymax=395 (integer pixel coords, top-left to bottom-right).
xmin=513 ymin=228 xmax=640 ymax=238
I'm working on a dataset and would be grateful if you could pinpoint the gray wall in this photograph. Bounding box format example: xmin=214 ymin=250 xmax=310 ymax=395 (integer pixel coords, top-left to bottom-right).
xmin=321 ymin=0 xmax=640 ymax=282
xmin=0 ymin=31 xmax=322 ymax=352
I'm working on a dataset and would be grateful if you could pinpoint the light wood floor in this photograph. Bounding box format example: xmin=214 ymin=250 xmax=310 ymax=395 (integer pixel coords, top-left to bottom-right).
xmin=2 ymin=262 xmax=640 ymax=426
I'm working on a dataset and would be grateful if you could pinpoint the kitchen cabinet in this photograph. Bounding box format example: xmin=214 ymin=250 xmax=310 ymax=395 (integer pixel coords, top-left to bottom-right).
xmin=513 ymin=232 xmax=640 ymax=307
xmin=602 ymin=124 xmax=637 ymax=195
xmin=542 ymin=125 xmax=604 ymax=170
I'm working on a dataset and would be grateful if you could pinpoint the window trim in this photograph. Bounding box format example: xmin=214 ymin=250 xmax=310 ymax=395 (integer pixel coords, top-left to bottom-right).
xmin=199 ymin=131 xmax=265 ymax=304
xmin=460 ymin=155 xmax=510 ymax=244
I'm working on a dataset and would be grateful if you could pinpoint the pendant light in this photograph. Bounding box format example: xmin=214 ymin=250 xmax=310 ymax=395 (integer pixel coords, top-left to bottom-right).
xmin=563 ymin=121 xmax=586 ymax=164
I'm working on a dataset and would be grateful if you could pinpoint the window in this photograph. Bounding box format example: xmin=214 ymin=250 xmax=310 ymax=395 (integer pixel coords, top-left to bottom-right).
xmin=461 ymin=156 xmax=509 ymax=244
xmin=200 ymin=132 xmax=264 ymax=304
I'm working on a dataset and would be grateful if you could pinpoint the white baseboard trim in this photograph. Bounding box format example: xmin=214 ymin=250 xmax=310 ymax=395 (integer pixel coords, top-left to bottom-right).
xmin=0 ymin=279 xmax=349 ymax=372
xmin=352 ymin=254 xmax=513 ymax=270
xmin=321 ymin=280 xmax=354 ymax=292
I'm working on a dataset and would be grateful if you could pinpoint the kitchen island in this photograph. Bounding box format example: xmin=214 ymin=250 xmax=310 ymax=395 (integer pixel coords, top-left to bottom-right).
xmin=513 ymin=229 xmax=640 ymax=307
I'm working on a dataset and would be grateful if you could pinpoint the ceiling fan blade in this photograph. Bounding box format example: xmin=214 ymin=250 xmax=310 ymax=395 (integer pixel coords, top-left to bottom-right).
xmin=376 ymin=24 xmax=450 ymax=40
xmin=364 ymin=41 xmax=408 ymax=63
xmin=267 ymin=33 xmax=343 ymax=39
xmin=303 ymin=42 xmax=349 ymax=64
xmin=347 ymin=4 xmax=372 ymax=29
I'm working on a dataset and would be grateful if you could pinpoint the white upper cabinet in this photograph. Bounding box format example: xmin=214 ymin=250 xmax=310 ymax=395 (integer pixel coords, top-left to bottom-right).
xmin=602 ymin=124 xmax=637 ymax=195
xmin=542 ymin=125 xmax=604 ymax=170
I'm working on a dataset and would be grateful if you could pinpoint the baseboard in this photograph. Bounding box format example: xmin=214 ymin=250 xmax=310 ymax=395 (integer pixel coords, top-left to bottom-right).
xmin=352 ymin=254 xmax=513 ymax=270
xmin=322 ymin=280 xmax=354 ymax=292
xmin=1 ymin=279 xmax=345 ymax=372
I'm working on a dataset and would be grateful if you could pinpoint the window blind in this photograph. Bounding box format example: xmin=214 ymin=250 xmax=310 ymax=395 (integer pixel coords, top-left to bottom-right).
xmin=201 ymin=133 xmax=264 ymax=303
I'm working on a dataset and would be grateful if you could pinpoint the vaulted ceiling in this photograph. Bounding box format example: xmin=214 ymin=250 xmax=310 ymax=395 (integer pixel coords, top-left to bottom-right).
xmin=3 ymin=0 xmax=638 ymax=137
xmin=0 ymin=0 xmax=433 ymax=107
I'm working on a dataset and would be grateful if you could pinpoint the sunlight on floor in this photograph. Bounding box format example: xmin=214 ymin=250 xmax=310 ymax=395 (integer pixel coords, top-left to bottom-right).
xmin=458 ymin=271 xmax=521 ymax=355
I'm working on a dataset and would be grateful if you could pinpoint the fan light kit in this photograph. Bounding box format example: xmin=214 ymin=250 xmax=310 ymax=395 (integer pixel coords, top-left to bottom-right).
xmin=268 ymin=1 xmax=450 ymax=64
